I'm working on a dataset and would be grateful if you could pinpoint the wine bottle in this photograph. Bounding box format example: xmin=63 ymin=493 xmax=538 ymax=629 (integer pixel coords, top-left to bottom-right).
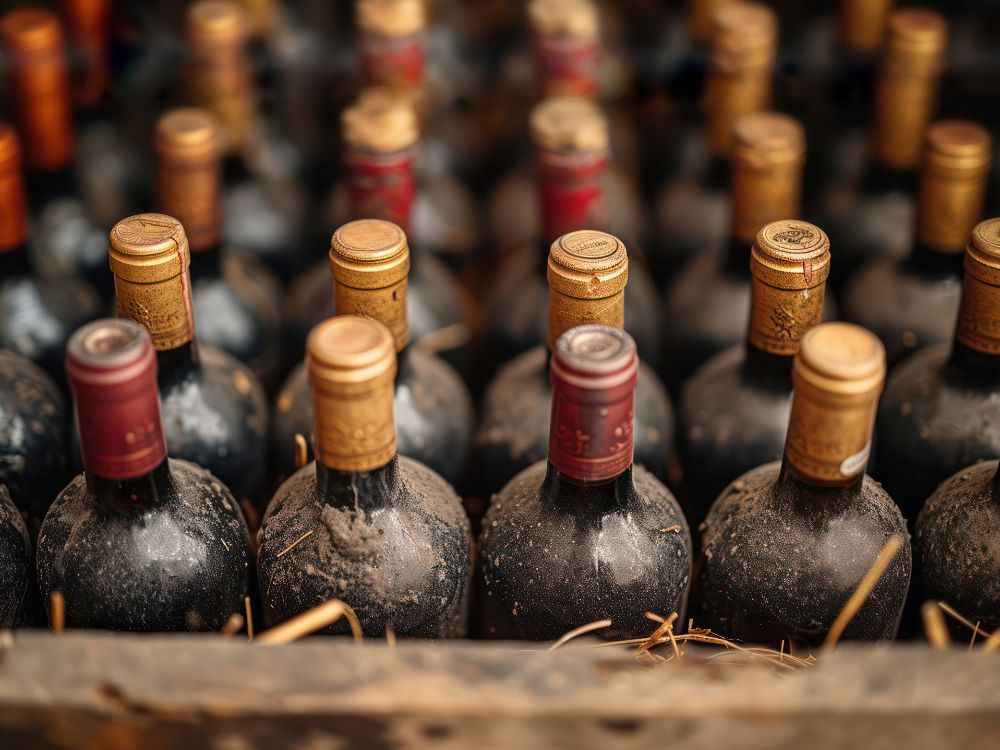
xmin=184 ymin=0 xmax=313 ymax=284
xmin=475 ymin=230 xmax=673 ymax=500
xmin=678 ymin=220 xmax=831 ymax=524
xmin=698 ymin=322 xmax=911 ymax=645
xmin=820 ymin=9 xmax=947 ymax=291
xmin=108 ymin=213 xmax=269 ymax=507
xmin=485 ymin=96 xmax=662 ymax=370
xmin=274 ymin=219 xmax=473 ymax=488
xmin=289 ymin=89 xmax=469 ymax=376
xmin=259 ymin=315 xmax=472 ymax=637
xmin=651 ymin=2 xmax=776 ymax=279
xmin=915 ymin=459 xmax=1000 ymax=634
xmin=663 ymin=111 xmax=808 ymax=388
xmin=843 ymin=120 xmax=992 ymax=366
xmin=0 ymin=8 xmax=110 ymax=298
xmin=0 ymin=485 xmax=31 ymax=627
xmin=875 ymin=218 xmax=1000 ymax=518
xmin=0 ymin=349 xmax=69 ymax=529
xmin=156 ymin=107 xmax=285 ymax=390
xmin=0 ymin=123 xmax=100 ymax=380
xmin=37 ymin=318 xmax=251 ymax=631
xmin=478 ymin=325 xmax=692 ymax=640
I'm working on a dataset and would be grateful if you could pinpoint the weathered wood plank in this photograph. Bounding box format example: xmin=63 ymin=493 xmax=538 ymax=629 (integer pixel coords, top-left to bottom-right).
xmin=0 ymin=632 xmax=997 ymax=749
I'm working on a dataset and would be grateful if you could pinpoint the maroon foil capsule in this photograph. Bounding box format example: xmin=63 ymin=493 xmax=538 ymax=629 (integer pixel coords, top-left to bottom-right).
xmin=347 ymin=148 xmax=417 ymax=235
xmin=534 ymin=35 xmax=600 ymax=98
xmin=549 ymin=325 xmax=638 ymax=482
xmin=358 ymin=32 xmax=425 ymax=90
xmin=537 ymin=148 xmax=609 ymax=242
xmin=65 ymin=319 xmax=167 ymax=480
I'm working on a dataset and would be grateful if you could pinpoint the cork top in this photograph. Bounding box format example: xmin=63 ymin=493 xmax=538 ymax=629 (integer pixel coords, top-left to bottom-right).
xmin=751 ymin=220 xmax=831 ymax=290
xmin=108 ymin=213 xmax=190 ymax=285
xmin=884 ymin=8 xmax=947 ymax=64
xmin=0 ymin=123 xmax=20 ymax=172
xmin=965 ymin=219 xmax=1000 ymax=278
xmin=186 ymin=1 xmax=246 ymax=47
xmin=329 ymin=219 xmax=410 ymax=287
xmin=923 ymin=120 xmax=993 ymax=177
xmin=710 ymin=2 xmax=777 ymax=69
xmin=528 ymin=0 xmax=599 ymax=38
xmin=342 ymin=88 xmax=419 ymax=154
xmin=531 ymin=96 xmax=609 ymax=153
xmin=796 ymin=323 xmax=886 ymax=397
xmin=731 ymin=111 xmax=806 ymax=168
xmin=357 ymin=0 xmax=425 ymax=37
xmin=548 ymin=230 xmax=628 ymax=299
xmin=67 ymin=319 xmax=153 ymax=381
xmin=156 ymin=108 xmax=221 ymax=161
xmin=0 ymin=8 xmax=63 ymax=54
xmin=552 ymin=325 xmax=638 ymax=388
xmin=308 ymin=315 xmax=397 ymax=389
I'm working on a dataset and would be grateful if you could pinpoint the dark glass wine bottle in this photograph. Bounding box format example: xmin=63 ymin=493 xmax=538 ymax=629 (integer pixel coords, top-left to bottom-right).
xmin=698 ymin=322 xmax=911 ymax=646
xmin=0 ymin=123 xmax=100 ymax=381
xmin=0 ymin=349 xmax=69 ymax=530
xmin=0 ymin=485 xmax=31 ymax=628
xmin=678 ymin=220 xmax=831 ymax=524
xmin=0 ymin=8 xmax=111 ymax=299
xmin=875 ymin=218 xmax=1000 ymax=518
xmin=184 ymin=1 xmax=313 ymax=284
xmin=286 ymin=89 xmax=468 ymax=377
xmin=259 ymin=315 xmax=472 ymax=637
xmin=484 ymin=95 xmax=662 ymax=371
xmin=843 ymin=120 xmax=992 ymax=367
xmin=156 ymin=107 xmax=285 ymax=391
xmin=915 ymin=459 xmax=1000 ymax=634
xmin=819 ymin=9 xmax=947 ymax=292
xmin=650 ymin=2 xmax=776 ymax=280
xmin=37 ymin=319 xmax=250 ymax=631
xmin=108 ymin=213 xmax=269 ymax=508
xmin=478 ymin=325 xmax=691 ymax=640
xmin=663 ymin=111 xmax=808 ymax=388
xmin=273 ymin=219 xmax=473 ymax=489
xmin=475 ymin=230 xmax=673 ymax=500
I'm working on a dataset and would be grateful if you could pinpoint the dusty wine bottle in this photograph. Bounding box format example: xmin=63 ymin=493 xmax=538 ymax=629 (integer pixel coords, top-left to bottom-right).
xmin=698 ymin=322 xmax=911 ymax=646
xmin=37 ymin=319 xmax=251 ymax=631
xmin=475 ymin=229 xmax=673 ymax=499
xmin=664 ymin=111 xmax=808 ymax=387
xmin=0 ymin=485 xmax=31 ymax=627
xmin=156 ymin=107 xmax=285 ymax=390
xmin=678 ymin=219 xmax=831 ymax=523
xmin=875 ymin=218 xmax=1000 ymax=517
xmin=108 ymin=213 xmax=269 ymax=506
xmin=478 ymin=325 xmax=691 ymax=640
xmin=259 ymin=315 xmax=472 ymax=637
xmin=843 ymin=120 xmax=992 ymax=366
xmin=274 ymin=219 xmax=473 ymax=489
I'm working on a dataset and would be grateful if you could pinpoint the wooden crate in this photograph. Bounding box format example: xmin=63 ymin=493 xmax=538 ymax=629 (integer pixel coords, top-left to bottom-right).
xmin=1 ymin=633 xmax=998 ymax=749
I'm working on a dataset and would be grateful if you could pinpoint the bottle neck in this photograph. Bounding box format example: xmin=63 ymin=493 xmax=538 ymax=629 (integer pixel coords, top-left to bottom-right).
xmin=864 ymin=161 xmax=917 ymax=195
xmin=909 ymin=240 xmax=964 ymax=276
xmin=26 ymin=164 xmax=77 ymax=210
xmin=743 ymin=343 xmax=793 ymax=387
xmin=358 ymin=31 xmax=425 ymax=91
xmin=315 ymin=454 xmax=403 ymax=510
xmin=540 ymin=461 xmax=635 ymax=510
xmin=189 ymin=241 xmax=223 ymax=279
xmin=722 ymin=234 xmax=750 ymax=275
xmin=156 ymin=340 xmax=200 ymax=378
xmin=0 ymin=241 xmax=31 ymax=275
xmin=533 ymin=33 xmax=600 ymax=98
xmin=86 ymin=459 xmax=173 ymax=508
xmin=948 ymin=339 xmax=1000 ymax=379
xmin=537 ymin=148 xmax=609 ymax=245
xmin=777 ymin=458 xmax=865 ymax=499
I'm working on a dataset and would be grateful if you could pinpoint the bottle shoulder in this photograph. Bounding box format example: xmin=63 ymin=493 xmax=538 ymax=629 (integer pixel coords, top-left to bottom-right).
xmin=162 ymin=345 xmax=268 ymax=415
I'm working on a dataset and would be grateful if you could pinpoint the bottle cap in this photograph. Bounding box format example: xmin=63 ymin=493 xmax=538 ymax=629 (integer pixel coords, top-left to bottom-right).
xmin=689 ymin=0 xmax=737 ymax=43
xmin=329 ymin=219 xmax=411 ymax=352
xmin=0 ymin=124 xmax=28 ymax=251
xmin=357 ymin=0 xmax=426 ymax=37
xmin=839 ymin=0 xmax=894 ymax=52
xmin=531 ymin=96 xmax=609 ymax=154
xmin=186 ymin=0 xmax=247 ymax=47
xmin=66 ymin=319 xmax=167 ymax=480
xmin=748 ymin=220 xmax=830 ymax=355
xmin=731 ymin=112 xmax=806 ymax=243
xmin=155 ymin=108 xmax=221 ymax=162
xmin=918 ymin=120 xmax=993 ymax=253
xmin=307 ymin=316 xmax=398 ymax=473
xmin=884 ymin=8 xmax=947 ymax=68
xmin=549 ymin=325 xmax=638 ymax=482
xmin=528 ymin=0 xmax=599 ymax=38
xmin=786 ymin=323 xmax=885 ymax=486
xmin=0 ymin=8 xmax=74 ymax=171
xmin=342 ymin=88 xmax=420 ymax=154
xmin=957 ymin=218 xmax=1000 ymax=355
xmin=710 ymin=2 xmax=777 ymax=70
xmin=109 ymin=214 xmax=195 ymax=352
xmin=547 ymin=230 xmax=628 ymax=349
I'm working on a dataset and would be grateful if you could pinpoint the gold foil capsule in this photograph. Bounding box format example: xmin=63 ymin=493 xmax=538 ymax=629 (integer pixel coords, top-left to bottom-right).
xmin=839 ymin=0 xmax=895 ymax=53
xmin=957 ymin=218 xmax=1000 ymax=356
xmin=530 ymin=96 xmax=609 ymax=154
xmin=0 ymin=124 xmax=28 ymax=251
xmin=357 ymin=0 xmax=426 ymax=37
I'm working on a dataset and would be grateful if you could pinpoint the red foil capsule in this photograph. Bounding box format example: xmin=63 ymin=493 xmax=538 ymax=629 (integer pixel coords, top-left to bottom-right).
xmin=65 ymin=320 xmax=167 ymax=480
xmin=359 ymin=32 xmax=425 ymax=90
xmin=347 ymin=147 xmax=417 ymax=235
xmin=534 ymin=35 xmax=601 ymax=98
xmin=537 ymin=148 xmax=609 ymax=243
xmin=549 ymin=325 xmax=638 ymax=482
